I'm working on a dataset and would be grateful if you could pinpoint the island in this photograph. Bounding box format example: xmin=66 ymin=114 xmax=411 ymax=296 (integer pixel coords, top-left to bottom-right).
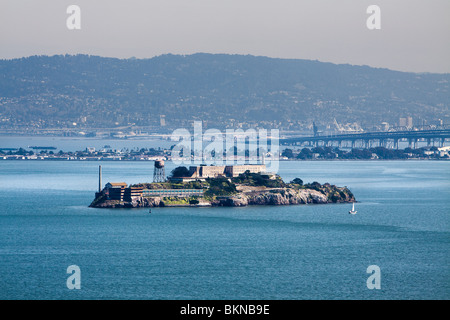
xmin=89 ymin=164 xmax=355 ymax=208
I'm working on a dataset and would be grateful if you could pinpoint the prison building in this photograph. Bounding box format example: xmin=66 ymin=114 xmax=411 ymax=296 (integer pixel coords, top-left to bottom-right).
xmin=105 ymin=182 xmax=127 ymax=201
xmin=189 ymin=164 xmax=266 ymax=179
xmin=123 ymin=187 xmax=144 ymax=202
xmin=142 ymin=189 xmax=204 ymax=198
xmin=188 ymin=165 xmax=226 ymax=179
xmin=107 ymin=187 xmax=125 ymax=201
xmin=224 ymin=164 xmax=266 ymax=177
xmin=105 ymin=182 xmax=127 ymax=189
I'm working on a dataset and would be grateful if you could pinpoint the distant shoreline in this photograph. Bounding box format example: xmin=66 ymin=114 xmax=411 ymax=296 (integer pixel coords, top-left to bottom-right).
xmin=1 ymin=158 xmax=449 ymax=162
xmin=2 ymin=143 xmax=449 ymax=161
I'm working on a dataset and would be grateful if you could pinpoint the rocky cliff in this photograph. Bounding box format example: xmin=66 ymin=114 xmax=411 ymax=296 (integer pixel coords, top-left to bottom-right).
xmin=91 ymin=196 xmax=162 ymax=209
xmin=211 ymin=185 xmax=354 ymax=207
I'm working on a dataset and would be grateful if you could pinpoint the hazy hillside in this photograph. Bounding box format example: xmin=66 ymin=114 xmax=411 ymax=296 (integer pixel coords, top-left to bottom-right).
xmin=0 ymin=53 xmax=448 ymax=132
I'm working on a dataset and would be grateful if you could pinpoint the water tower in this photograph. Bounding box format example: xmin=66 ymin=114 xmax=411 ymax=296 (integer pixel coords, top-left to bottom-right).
xmin=153 ymin=160 xmax=165 ymax=182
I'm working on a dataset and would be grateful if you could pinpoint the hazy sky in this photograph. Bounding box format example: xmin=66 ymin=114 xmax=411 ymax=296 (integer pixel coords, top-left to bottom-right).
xmin=1 ymin=0 xmax=449 ymax=73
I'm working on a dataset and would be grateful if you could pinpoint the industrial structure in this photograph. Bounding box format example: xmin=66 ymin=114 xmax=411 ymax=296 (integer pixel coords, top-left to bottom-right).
xmin=153 ymin=160 xmax=165 ymax=183
xmin=98 ymin=165 xmax=102 ymax=193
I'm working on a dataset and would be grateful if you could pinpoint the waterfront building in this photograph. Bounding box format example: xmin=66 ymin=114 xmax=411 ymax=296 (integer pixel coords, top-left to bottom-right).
xmin=142 ymin=189 xmax=203 ymax=198
xmin=105 ymin=182 xmax=127 ymax=189
xmin=124 ymin=187 xmax=144 ymax=202
xmin=105 ymin=182 xmax=127 ymax=201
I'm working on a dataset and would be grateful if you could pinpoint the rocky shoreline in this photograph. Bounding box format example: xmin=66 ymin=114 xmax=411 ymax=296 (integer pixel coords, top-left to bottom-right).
xmin=90 ymin=183 xmax=355 ymax=209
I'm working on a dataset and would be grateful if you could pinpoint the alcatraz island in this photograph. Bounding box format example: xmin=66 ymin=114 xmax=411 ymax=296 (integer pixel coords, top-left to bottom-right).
xmin=89 ymin=161 xmax=355 ymax=208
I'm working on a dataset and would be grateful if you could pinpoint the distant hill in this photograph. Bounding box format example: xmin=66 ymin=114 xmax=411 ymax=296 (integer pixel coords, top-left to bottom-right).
xmin=0 ymin=53 xmax=448 ymax=132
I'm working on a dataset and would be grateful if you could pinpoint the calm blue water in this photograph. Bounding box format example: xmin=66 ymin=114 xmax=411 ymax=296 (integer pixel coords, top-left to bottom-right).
xmin=0 ymin=160 xmax=448 ymax=300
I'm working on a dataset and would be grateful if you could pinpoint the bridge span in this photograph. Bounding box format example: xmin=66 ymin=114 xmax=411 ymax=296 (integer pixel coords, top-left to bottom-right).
xmin=281 ymin=129 xmax=450 ymax=149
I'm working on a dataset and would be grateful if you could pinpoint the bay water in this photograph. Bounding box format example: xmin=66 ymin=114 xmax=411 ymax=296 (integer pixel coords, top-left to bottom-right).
xmin=0 ymin=160 xmax=448 ymax=299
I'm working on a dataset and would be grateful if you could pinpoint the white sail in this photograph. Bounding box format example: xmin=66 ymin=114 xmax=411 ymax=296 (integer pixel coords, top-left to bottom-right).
xmin=349 ymin=202 xmax=357 ymax=214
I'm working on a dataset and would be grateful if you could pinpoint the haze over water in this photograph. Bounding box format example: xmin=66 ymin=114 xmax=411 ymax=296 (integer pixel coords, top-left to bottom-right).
xmin=0 ymin=159 xmax=448 ymax=299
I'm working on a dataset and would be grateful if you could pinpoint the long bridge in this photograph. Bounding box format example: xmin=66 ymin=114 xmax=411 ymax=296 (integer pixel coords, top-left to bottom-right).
xmin=281 ymin=129 xmax=450 ymax=149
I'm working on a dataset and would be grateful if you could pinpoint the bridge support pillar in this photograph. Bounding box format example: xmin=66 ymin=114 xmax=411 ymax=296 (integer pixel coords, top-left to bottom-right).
xmin=394 ymin=139 xmax=399 ymax=149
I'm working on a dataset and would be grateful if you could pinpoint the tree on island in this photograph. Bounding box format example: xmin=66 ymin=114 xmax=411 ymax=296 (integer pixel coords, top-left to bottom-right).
xmin=170 ymin=166 xmax=190 ymax=178
xmin=290 ymin=178 xmax=303 ymax=185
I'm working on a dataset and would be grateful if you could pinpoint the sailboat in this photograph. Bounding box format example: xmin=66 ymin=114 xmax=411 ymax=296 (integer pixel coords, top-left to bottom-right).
xmin=349 ymin=202 xmax=357 ymax=215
